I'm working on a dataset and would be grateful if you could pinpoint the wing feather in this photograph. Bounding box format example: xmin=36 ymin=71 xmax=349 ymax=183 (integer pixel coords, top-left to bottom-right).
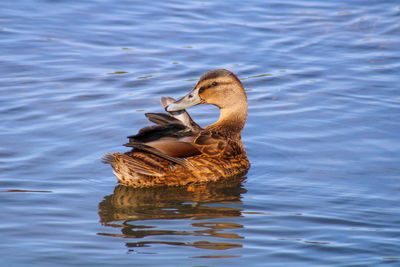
xmin=145 ymin=113 xmax=182 ymax=126
xmin=124 ymin=142 xmax=191 ymax=168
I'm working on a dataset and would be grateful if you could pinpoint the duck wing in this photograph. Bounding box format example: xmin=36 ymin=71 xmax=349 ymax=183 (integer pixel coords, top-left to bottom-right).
xmin=121 ymin=101 xmax=202 ymax=171
xmin=125 ymin=123 xmax=201 ymax=162
xmin=123 ymin=142 xmax=194 ymax=167
xmin=108 ymin=137 xmax=201 ymax=178
xmin=105 ymin=131 xmax=200 ymax=177
xmin=110 ymin=96 xmax=204 ymax=176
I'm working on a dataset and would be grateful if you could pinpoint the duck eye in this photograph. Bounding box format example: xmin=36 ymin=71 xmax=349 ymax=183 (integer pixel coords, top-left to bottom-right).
xmin=212 ymin=82 xmax=218 ymax=86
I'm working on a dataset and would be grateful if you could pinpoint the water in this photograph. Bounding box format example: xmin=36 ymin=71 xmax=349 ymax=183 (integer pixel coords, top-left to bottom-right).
xmin=1 ymin=0 xmax=399 ymax=266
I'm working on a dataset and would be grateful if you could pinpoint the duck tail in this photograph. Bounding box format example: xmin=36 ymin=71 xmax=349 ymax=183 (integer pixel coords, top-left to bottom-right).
xmin=102 ymin=152 xmax=164 ymax=178
xmin=101 ymin=153 xmax=116 ymax=165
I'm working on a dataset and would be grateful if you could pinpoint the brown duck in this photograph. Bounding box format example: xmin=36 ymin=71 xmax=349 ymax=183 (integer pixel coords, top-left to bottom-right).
xmin=103 ymin=69 xmax=250 ymax=187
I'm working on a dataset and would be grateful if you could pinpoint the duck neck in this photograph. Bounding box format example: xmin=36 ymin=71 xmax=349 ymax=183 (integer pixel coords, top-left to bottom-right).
xmin=206 ymin=103 xmax=248 ymax=137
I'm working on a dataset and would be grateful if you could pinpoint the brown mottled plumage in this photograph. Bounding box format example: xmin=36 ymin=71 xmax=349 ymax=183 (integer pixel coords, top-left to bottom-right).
xmin=102 ymin=69 xmax=250 ymax=187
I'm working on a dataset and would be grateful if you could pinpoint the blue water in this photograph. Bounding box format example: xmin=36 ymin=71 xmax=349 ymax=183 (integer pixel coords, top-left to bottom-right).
xmin=1 ymin=0 xmax=400 ymax=266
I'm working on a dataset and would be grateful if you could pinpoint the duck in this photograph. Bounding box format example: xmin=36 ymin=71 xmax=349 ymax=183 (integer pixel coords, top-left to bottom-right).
xmin=102 ymin=69 xmax=250 ymax=187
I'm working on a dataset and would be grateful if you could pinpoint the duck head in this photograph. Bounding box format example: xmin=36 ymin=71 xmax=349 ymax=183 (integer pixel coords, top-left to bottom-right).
xmin=166 ymin=69 xmax=248 ymax=134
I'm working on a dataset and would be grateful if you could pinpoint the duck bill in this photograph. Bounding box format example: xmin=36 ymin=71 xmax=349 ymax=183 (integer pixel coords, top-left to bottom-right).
xmin=166 ymin=87 xmax=202 ymax=112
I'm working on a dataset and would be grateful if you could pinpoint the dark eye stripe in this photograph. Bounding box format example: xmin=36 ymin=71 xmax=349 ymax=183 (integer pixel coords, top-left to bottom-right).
xmin=198 ymin=81 xmax=228 ymax=93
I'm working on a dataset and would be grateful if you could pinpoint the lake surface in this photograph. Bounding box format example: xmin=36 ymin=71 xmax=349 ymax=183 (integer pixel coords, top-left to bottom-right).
xmin=1 ymin=0 xmax=400 ymax=266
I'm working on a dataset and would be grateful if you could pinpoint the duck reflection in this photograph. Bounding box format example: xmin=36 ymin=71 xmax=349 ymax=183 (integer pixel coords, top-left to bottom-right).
xmin=98 ymin=176 xmax=246 ymax=253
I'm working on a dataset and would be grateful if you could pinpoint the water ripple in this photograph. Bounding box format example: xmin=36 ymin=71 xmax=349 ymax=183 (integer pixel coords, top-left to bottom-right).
xmin=1 ymin=0 xmax=399 ymax=265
